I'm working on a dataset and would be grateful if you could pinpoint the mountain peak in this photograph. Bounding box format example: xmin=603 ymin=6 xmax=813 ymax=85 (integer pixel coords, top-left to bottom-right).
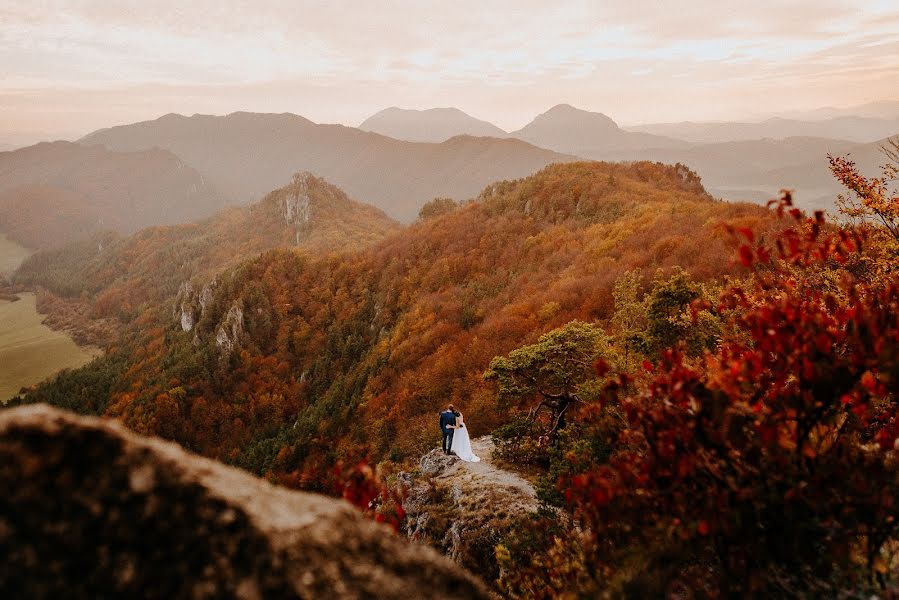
xmin=530 ymin=104 xmax=619 ymax=129
xmin=359 ymin=107 xmax=507 ymax=143
xmin=544 ymin=103 xmax=580 ymax=113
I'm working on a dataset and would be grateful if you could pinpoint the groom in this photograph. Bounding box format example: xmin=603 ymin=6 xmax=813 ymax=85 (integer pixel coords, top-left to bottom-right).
xmin=439 ymin=404 xmax=459 ymax=455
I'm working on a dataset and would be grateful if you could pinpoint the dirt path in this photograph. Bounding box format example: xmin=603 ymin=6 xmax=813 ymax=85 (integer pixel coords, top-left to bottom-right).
xmin=416 ymin=436 xmax=537 ymax=517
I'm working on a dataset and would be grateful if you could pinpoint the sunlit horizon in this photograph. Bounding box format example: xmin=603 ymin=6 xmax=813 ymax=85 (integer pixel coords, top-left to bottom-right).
xmin=3 ymin=0 xmax=898 ymax=146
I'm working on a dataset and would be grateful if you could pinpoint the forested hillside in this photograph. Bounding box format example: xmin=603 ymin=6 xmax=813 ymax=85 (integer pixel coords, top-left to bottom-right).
xmin=16 ymin=161 xmax=774 ymax=475
xmin=14 ymin=172 xmax=399 ymax=342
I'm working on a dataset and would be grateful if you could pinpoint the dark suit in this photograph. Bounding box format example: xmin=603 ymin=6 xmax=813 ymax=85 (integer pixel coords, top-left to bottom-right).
xmin=439 ymin=410 xmax=457 ymax=454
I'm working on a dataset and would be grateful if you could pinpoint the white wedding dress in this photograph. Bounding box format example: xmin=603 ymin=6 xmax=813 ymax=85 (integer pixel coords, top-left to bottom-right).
xmin=450 ymin=416 xmax=480 ymax=462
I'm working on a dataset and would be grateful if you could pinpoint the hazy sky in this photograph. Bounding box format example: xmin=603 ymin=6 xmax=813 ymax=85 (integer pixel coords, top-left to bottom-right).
xmin=2 ymin=0 xmax=898 ymax=144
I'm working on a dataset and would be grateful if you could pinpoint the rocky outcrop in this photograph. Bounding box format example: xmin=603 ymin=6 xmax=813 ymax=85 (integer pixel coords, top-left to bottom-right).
xmin=0 ymin=405 xmax=489 ymax=599
xmin=174 ymin=279 xmax=219 ymax=333
xmin=284 ymin=173 xmax=313 ymax=245
xmin=404 ymin=437 xmax=538 ymax=582
xmin=175 ymin=281 xmax=197 ymax=332
xmin=215 ymin=303 xmax=244 ymax=353
xmin=284 ymin=173 xmax=313 ymax=225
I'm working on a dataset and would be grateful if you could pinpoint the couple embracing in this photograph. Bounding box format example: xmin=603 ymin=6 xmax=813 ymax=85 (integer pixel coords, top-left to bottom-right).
xmin=439 ymin=404 xmax=480 ymax=462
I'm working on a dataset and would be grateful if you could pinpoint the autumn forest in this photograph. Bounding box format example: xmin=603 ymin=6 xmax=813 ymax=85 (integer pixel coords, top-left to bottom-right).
xmin=3 ymin=5 xmax=899 ymax=595
xmin=0 ymin=141 xmax=895 ymax=595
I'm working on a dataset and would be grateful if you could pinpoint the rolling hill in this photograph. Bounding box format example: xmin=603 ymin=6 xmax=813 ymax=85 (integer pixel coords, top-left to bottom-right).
xmin=80 ymin=112 xmax=575 ymax=222
xmin=0 ymin=141 xmax=226 ymax=249
xmin=359 ymin=107 xmax=507 ymax=142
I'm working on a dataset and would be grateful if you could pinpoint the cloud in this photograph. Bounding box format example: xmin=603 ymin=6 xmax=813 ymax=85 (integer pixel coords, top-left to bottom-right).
xmin=0 ymin=0 xmax=897 ymax=140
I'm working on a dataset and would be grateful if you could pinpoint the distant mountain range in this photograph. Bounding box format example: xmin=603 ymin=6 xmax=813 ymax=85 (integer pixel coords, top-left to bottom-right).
xmin=0 ymin=141 xmax=226 ymax=248
xmin=357 ymin=102 xmax=899 ymax=146
xmin=81 ymin=112 xmax=574 ymax=223
xmin=359 ymin=107 xmax=506 ymax=142
xmin=3 ymin=101 xmax=896 ymax=251
xmin=359 ymin=103 xmax=686 ymax=154
xmin=776 ymin=100 xmax=899 ymax=121
xmin=626 ymin=116 xmax=899 ymax=144
xmin=353 ymin=103 xmax=898 ymax=210
xmin=509 ymin=104 xmax=686 ymax=156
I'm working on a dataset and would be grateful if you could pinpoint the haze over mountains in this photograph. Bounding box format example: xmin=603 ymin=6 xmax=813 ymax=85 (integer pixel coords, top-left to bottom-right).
xmin=80 ymin=112 xmax=573 ymax=223
xmin=380 ymin=103 xmax=898 ymax=209
xmin=627 ymin=116 xmax=899 ymax=144
xmin=776 ymin=100 xmax=899 ymax=121
xmin=0 ymin=141 xmax=225 ymax=249
xmin=359 ymin=107 xmax=507 ymax=142
xmin=354 ymin=102 xmax=897 ymax=209
xmin=509 ymin=104 xmax=686 ymax=156
xmin=1 ymin=100 xmax=896 ymax=253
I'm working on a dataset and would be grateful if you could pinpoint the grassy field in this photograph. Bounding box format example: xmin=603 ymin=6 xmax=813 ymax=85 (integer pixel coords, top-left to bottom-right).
xmin=0 ymin=236 xmax=99 ymax=401
xmin=0 ymin=234 xmax=32 ymax=277
xmin=0 ymin=293 xmax=100 ymax=401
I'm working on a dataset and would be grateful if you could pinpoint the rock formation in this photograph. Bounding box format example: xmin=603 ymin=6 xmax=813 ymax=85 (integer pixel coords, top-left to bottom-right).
xmin=215 ymin=303 xmax=245 ymax=353
xmin=0 ymin=405 xmax=489 ymax=599
xmin=404 ymin=437 xmax=537 ymax=582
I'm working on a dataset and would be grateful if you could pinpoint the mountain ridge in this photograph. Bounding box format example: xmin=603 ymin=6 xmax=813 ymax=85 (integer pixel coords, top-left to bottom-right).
xmin=627 ymin=115 xmax=899 ymax=144
xmin=0 ymin=141 xmax=227 ymax=249
xmin=79 ymin=111 xmax=575 ymax=222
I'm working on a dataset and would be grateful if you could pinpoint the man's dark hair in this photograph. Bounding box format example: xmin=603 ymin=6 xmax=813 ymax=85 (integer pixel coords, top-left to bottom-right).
xmin=447 ymin=403 xmax=455 ymax=411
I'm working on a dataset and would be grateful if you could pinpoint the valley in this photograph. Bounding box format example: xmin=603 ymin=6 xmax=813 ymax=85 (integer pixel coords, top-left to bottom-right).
xmin=0 ymin=236 xmax=98 ymax=401
xmin=0 ymin=293 xmax=100 ymax=401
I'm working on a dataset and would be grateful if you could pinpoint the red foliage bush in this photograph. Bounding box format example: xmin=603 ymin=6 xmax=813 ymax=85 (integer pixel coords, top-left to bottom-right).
xmin=560 ymin=195 xmax=899 ymax=595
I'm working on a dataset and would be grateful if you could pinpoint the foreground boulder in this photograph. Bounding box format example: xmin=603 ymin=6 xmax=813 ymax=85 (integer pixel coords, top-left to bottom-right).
xmin=0 ymin=405 xmax=489 ymax=599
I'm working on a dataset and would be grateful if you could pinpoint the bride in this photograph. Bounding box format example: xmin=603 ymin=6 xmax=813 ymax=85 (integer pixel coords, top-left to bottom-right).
xmin=450 ymin=411 xmax=480 ymax=462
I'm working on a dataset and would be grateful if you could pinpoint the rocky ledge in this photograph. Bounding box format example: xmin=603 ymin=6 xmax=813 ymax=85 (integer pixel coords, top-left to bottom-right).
xmin=0 ymin=404 xmax=489 ymax=599
xmin=404 ymin=437 xmax=538 ymax=582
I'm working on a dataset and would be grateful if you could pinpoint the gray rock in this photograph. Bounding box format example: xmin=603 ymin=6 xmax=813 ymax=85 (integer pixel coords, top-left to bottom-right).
xmin=0 ymin=405 xmax=489 ymax=599
xmin=404 ymin=437 xmax=538 ymax=583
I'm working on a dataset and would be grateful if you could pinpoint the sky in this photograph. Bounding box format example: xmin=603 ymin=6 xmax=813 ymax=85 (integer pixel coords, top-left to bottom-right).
xmin=1 ymin=0 xmax=898 ymax=145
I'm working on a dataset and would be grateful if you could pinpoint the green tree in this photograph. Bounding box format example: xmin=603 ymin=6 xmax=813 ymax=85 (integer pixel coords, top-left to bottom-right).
xmin=485 ymin=321 xmax=610 ymax=439
xmin=610 ymin=269 xmax=646 ymax=368
xmin=639 ymin=268 xmax=719 ymax=358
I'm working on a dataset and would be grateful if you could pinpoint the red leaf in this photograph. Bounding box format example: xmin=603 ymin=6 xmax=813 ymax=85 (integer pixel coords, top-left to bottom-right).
xmin=861 ymin=371 xmax=878 ymax=392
